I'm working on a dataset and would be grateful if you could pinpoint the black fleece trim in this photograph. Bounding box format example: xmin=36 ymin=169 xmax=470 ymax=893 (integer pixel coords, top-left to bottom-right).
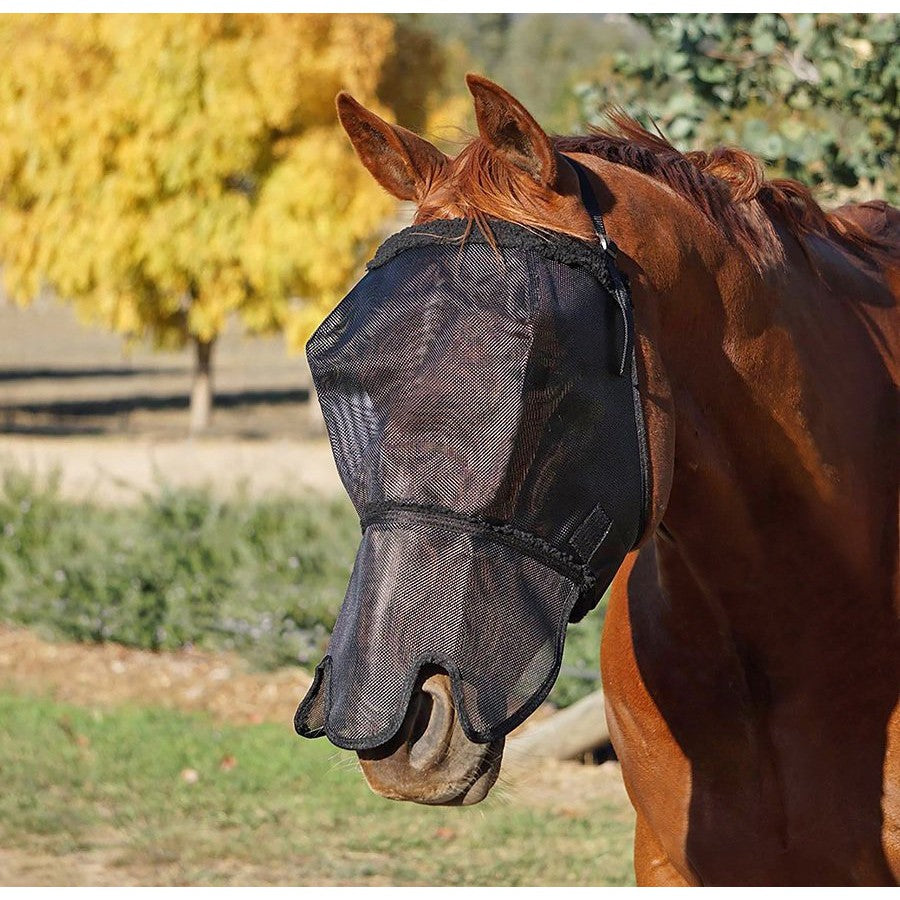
xmin=367 ymin=217 xmax=620 ymax=297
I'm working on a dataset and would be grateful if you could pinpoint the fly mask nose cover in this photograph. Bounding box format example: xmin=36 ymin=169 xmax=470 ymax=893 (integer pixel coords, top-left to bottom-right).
xmin=294 ymin=215 xmax=650 ymax=751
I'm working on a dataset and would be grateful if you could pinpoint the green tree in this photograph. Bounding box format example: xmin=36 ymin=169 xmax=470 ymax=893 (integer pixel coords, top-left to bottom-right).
xmin=0 ymin=14 xmax=441 ymax=431
xmin=576 ymin=13 xmax=899 ymax=202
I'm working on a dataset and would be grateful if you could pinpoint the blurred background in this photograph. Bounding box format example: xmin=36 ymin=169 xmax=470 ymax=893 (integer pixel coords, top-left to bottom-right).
xmin=0 ymin=12 xmax=896 ymax=886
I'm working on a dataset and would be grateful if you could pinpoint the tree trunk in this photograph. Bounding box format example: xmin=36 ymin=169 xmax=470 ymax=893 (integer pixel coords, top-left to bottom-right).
xmin=189 ymin=337 xmax=215 ymax=435
xmin=504 ymin=689 xmax=610 ymax=766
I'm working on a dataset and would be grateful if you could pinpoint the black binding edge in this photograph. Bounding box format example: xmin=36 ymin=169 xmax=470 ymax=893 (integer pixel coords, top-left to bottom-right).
xmin=360 ymin=500 xmax=589 ymax=585
xmin=367 ymin=217 xmax=621 ymax=302
xmin=294 ymin=579 xmax=582 ymax=750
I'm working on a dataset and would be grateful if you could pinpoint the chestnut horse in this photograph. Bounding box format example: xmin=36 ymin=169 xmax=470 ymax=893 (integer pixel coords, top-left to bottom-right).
xmin=332 ymin=75 xmax=899 ymax=885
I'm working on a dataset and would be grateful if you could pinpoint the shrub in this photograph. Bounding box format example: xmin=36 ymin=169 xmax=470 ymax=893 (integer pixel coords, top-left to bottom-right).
xmin=0 ymin=467 xmax=358 ymax=669
xmin=0 ymin=466 xmax=606 ymax=704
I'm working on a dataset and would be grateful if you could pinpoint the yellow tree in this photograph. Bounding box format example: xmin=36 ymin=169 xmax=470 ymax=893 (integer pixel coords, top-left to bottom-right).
xmin=0 ymin=13 xmax=441 ymax=431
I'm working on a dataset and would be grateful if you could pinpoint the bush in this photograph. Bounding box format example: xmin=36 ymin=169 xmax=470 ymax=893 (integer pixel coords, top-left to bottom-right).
xmin=0 ymin=466 xmax=606 ymax=704
xmin=0 ymin=467 xmax=359 ymax=669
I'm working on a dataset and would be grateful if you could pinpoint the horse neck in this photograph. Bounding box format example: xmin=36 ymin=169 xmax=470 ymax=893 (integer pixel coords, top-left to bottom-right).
xmin=602 ymin=164 xmax=894 ymax=628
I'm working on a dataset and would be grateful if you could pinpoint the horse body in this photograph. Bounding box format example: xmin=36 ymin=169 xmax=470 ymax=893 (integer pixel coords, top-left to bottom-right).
xmin=321 ymin=76 xmax=899 ymax=885
xmin=596 ymin=170 xmax=898 ymax=884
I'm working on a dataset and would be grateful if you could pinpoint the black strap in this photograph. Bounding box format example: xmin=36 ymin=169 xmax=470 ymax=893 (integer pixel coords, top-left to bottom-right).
xmin=568 ymin=159 xmax=633 ymax=377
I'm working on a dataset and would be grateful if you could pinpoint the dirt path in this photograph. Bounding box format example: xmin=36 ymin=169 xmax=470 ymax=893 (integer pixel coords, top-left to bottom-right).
xmin=0 ymin=626 xmax=630 ymax=885
xmin=0 ymin=625 xmax=312 ymax=726
xmin=0 ymin=435 xmax=342 ymax=503
xmin=0 ymin=625 xmax=626 ymax=804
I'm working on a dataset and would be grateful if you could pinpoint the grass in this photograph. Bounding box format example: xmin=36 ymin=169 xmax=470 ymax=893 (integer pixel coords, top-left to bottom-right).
xmin=0 ymin=465 xmax=608 ymax=706
xmin=0 ymin=691 xmax=635 ymax=886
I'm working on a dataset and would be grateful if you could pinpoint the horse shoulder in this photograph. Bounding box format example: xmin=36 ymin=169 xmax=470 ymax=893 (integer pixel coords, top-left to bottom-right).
xmin=602 ymin=547 xmax=698 ymax=886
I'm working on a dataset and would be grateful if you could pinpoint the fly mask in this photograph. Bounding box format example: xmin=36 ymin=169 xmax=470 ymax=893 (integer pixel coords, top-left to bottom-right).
xmin=295 ymin=161 xmax=650 ymax=750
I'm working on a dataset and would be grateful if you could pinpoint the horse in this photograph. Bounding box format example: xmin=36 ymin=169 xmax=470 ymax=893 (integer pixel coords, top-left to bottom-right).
xmin=317 ymin=74 xmax=899 ymax=886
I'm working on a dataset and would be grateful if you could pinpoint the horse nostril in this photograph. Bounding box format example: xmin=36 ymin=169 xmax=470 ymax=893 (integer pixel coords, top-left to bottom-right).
xmin=407 ymin=675 xmax=454 ymax=771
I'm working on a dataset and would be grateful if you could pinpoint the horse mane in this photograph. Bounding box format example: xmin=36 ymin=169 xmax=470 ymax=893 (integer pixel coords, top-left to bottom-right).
xmin=554 ymin=113 xmax=885 ymax=271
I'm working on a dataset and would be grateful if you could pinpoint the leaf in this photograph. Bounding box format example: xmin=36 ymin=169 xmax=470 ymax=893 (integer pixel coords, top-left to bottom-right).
xmin=668 ymin=115 xmax=697 ymax=140
xmin=779 ymin=118 xmax=807 ymax=142
xmin=751 ymin=31 xmax=777 ymax=55
xmin=574 ymin=13 xmax=899 ymax=203
xmin=760 ymin=133 xmax=785 ymax=160
xmin=819 ymin=58 xmax=843 ymax=83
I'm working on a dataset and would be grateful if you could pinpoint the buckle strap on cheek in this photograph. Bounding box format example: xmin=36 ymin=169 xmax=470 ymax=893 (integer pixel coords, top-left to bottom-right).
xmin=568 ymin=158 xmax=634 ymax=377
xmin=569 ymin=501 xmax=612 ymax=570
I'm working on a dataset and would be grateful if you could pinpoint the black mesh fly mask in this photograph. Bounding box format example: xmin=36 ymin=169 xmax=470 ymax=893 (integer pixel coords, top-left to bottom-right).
xmin=295 ymin=162 xmax=650 ymax=750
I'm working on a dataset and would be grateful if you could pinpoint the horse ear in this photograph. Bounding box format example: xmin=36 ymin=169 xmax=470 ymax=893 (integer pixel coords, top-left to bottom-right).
xmin=336 ymin=92 xmax=448 ymax=202
xmin=465 ymin=74 xmax=557 ymax=187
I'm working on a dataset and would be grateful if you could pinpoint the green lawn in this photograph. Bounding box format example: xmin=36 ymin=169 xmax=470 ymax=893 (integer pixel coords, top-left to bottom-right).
xmin=0 ymin=691 xmax=635 ymax=886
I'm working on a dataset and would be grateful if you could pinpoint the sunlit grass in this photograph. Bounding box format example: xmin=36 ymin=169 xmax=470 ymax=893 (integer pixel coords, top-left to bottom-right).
xmin=0 ymin=691 xmax=634 ymax=886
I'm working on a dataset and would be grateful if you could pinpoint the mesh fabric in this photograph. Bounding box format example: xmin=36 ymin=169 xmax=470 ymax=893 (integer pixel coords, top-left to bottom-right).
xmin=295 ymin=218 xmax=648 ymax=749
xmin=296 ymin=520 xmax=578 ymax=748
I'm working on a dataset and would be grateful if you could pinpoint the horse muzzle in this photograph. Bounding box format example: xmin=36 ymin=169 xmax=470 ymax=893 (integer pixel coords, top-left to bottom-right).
xmin=357 ymin=667 xmax=505 ymax=806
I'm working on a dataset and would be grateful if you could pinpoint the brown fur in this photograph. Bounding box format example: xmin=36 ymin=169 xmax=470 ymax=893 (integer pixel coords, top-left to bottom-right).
xmin=335 ymin=76 xmax=899 ymax=886
xmin=557 ymin=114 xmax=883 ymax=266
xmin=418 ymin=112 xmax=885 ymax=274
xmin=417 ymin=139 xmax=589 ymax=243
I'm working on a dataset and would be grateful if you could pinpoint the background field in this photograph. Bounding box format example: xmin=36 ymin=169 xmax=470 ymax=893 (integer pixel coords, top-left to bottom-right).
xmin=1 ymin=278 xmax=620 ymax=886
xmin=0 ymin=627 xmax=634 ymax=886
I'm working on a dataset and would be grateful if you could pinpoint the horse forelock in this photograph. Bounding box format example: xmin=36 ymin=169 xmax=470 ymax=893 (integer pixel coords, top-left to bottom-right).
xmin=415 ymin=138 xmax=597 ymax=244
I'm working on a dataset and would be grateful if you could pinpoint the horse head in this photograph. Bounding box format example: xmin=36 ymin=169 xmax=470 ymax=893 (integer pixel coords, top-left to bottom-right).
xmin=294 ymin=75 xmax=671 ymax=805
xmin=292 ymin=72 xmax=900 ymax=887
